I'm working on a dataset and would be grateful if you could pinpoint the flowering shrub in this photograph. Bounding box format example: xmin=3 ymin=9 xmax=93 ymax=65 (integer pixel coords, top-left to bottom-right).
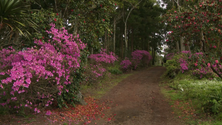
xmin=83 ymin=64 xmax=107 ymax=85
xmin=83 ymin=49 xmax=117 ymax=85
xmin=119 ymin=50 xmax=152 ymax=71
xmin=131 ymin=50 xmax=152 ymax=69
xmin=192 ymin=67 xmax=217 ymax=79
xmin=166 ymin=53 xmax=174 ymax=60
xmin=88 ymin=49 xmax=117 ymax=64
xmin=179 ymin=60 xmax=188 ymax=73
xmin=165 ymin=52 xmax=199 ymax=77
xmin=0 ymin=23 xmax=86 ymax=113
xmin=165 ymin=51 xmax=222 ymax=79
xmin=120 ymin=58 xmax=132 ymax=71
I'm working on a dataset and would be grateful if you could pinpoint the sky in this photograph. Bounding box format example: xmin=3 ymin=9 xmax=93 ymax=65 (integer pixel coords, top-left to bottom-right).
xmin=156 ymin=0 xmax=167 ymax=9
xmin=155 ymin=0 xmax=168 ymax=56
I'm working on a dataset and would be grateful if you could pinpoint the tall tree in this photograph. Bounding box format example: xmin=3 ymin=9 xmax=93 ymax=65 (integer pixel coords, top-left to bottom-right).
xmin=123 ymin=0 xmax=143 ymax=57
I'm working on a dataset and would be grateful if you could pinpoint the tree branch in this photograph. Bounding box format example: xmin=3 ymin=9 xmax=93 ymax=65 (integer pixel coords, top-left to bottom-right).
xmin=55 ymin=0 xmax=58 ymax=12
xmin=201 ymin=31 xmax=222 ymax=79
xmin=174 ymin=0 xmax=180 ymax=12
xmin=125 ymin=0 xmax=143 ymax=23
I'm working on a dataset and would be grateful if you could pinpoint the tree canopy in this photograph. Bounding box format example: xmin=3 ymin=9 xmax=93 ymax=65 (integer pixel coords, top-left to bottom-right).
xmin=0 ymin=0 xmax=166 ymax=62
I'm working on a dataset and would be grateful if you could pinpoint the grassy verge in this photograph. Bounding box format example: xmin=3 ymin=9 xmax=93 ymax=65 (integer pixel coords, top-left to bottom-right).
xmin=161 ymin=72 xmax=222 ymax=125
xmin=81 ymin=71 xmax=135 ymax=99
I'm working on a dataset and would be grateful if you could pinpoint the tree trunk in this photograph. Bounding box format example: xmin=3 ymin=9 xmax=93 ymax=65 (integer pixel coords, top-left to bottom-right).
xmin=131 ymin=29 xmax=134 ymax=53
xmin=180 ymin=37 xmax=185 ymax=51
xmin=124 ymin=0 xmax=143 ymax=58
xmin=73 ymin=18 xmax=79 ymax=36
xmin=147 ymin=41 xmax=150 ymax=52
xmin=176 ymin=41 xmax=180 ymax=52
xmin=128 ymin=27 xmax=130 ymax=55
xmin=152 ymin=47 xmax=155 ymax=65
xmin=200 ymin=30 xmax=204 ymax=51
xmin=113 ymin=18 xmax=116 ymax=53
xmin=91 ymin=48 xmax=93 ymax=54
xmin=121 ymin=33 xmax=124 ymax=58
xmin=105 ymin=30 xmax=108 ymax=51
xmin=124 ymin=22 xmax=128 ymax=57
xmin=108 ymin=32 xmax=110 ymax=52
xmin=185 ymin=41 xmax=190 ymax=51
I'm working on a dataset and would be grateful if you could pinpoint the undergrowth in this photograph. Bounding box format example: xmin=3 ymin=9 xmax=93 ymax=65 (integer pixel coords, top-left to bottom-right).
xmin=161 ymin=72 xmax=222 ymax=125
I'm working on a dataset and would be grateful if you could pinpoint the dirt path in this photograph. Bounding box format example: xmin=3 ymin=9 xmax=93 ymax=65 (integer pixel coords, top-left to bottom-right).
xmin=99 ymin=66 xmax=183 ymax=125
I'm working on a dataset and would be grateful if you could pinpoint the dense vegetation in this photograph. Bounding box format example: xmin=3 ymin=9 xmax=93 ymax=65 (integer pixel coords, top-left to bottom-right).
xmin=2 ymin=0 xmax=222 ymax=124
xmin=0 ymin=0 xmax=162 ymax=116
xmin=162 ymin=0 xmax=222 ymax=124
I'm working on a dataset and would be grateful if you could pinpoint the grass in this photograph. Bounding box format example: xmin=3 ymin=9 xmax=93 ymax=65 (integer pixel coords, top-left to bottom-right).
xmin=160 ymin=72 xmax=222 ymax=125
xmin=81 ymin=71 xmax=135 ymax=99
xmin=161 ymin=87 xmax=200 ymax=124
xmin=199 ymin=121 xmax=222 ymax=125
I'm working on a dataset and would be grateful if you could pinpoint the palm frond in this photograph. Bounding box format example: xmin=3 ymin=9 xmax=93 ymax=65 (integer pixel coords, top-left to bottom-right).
xmin=0 ymin=0 xmax=38 ymax=41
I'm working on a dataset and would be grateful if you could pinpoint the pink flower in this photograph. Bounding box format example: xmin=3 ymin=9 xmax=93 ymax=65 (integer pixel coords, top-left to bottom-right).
xmin=45 ymin=110 xmax=52 ymax=115
xmin=207 ymin=63 xmax=211 ymax=67
xmin=194 ymin=63 xmax=198 ymax=66
xmin=120 ymin=58 xmax=132 ymax=69
xmin=213 ymin=46 xmax=216 ymax=48
xmin=0 ymin=23 xmax=87 ymax=112
xmin=215 ymin=60 xmax=219 ymax=64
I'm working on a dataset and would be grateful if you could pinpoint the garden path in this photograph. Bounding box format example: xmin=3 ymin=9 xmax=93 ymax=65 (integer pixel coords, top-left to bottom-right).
xmin=98 ymin=66 xmax=183 ymax=125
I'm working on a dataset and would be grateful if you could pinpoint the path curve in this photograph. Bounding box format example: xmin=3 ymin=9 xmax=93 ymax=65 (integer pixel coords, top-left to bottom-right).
xmin=99 ymin=66 xmax=183 ymax=125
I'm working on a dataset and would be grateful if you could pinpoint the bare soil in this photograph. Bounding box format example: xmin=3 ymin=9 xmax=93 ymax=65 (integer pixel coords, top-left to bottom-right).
xmin=97 ymin=66 xmax=184 ymax=125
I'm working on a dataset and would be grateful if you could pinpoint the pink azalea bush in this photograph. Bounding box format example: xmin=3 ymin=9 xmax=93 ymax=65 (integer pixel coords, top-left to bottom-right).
xmin=192 ymin=67 xmax=217 ymax=79
xmin=185 ymin=52 xmax=222 ymax=79
xmin=178 ymin=58 xmax=188 ymax=73
xmin=84 ymin=49 xmax=117 ymax=84
xmin=83 ymin=64 xmax=107 ymax=84
xmin=119 ymin=50 xmax=152 ymax=70
xmin=166 ymin=53 xmax=174 ymax=60
xmin=0 ymin=23 xmax=86 ymax=113
xmin=131 ymin=50 xmax=152 ymax=69
xmin=166 ymin=51 xmax=222 ymax=79
xmin=88 ymin=49 xmax=117 ymax=64
xmin=120 ymin=58 xmax=132 ymax=70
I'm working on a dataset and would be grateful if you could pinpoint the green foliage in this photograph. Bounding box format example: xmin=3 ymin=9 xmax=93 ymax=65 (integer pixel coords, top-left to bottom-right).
xmin=164 ymin=53 xmax=189 ymax=78
xmin=108 ymin=66 xmax=123 ymax=75
xmin=164 ymin=0 xmax=222 ymax=78
xmin=163 ymin=71 xmax=222 ymax=123
xmin=199 ymin=121 xmax=222 ymax=125
xmin=0 ymin=0 xmax=37 ymax=49
xmin=164 ymin=59 xmax=179 ymax=78
xmin=179 ymin=80 xmax=222 ymax=114
xmin=58 ymin=51 xmax=88 ymax=108
xmin=168 ymin=72 xmax=222 ymax=115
